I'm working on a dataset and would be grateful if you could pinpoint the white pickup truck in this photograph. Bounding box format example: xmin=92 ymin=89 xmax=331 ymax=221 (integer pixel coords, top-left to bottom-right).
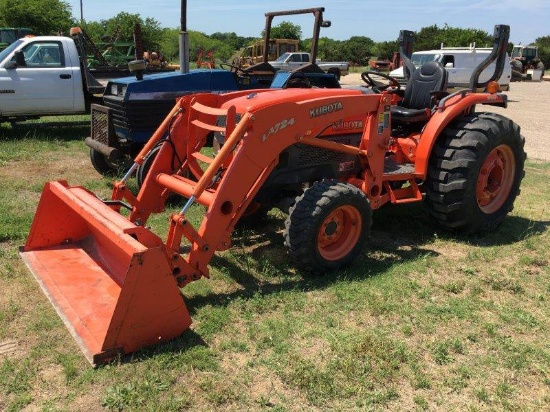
xmin=0 ymin=31 xmax=104 ymax=124
xmin=269 ymin=52 xmax=349 ymax=80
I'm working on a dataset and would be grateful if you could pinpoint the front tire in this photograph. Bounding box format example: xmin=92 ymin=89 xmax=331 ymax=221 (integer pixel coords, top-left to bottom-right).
xmin=284 ymin=180 xmax=372 ymax=273
xmin=136 ymin=146 xmax=160 ymax=188
xmin=426 ymin=112 xmax=525 ymax=234
xmin=90 ymin=149 xmax=117 ymax=176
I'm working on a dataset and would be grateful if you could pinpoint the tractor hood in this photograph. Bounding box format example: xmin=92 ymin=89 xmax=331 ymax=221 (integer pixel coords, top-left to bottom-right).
xmin=104 ymin=69 xmax=238 ymax=98
xmin=220 ymin=88 xmax=363 ymax=115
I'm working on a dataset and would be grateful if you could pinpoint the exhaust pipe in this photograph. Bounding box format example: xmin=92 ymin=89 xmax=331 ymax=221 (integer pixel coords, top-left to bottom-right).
xmin=179 ymin=0 xmax=190 ymax=73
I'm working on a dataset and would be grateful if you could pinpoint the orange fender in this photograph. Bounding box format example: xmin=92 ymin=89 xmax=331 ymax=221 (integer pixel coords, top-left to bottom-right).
xmin=414 ymin=92 xmax=507 ymax=177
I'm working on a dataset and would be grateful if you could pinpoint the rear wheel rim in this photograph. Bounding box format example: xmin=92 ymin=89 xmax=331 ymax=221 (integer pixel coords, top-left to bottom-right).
xmin=317 ymin=205 xmax=362 ymax=261
xmin=476 ymin=145 xmax=515 ymax=214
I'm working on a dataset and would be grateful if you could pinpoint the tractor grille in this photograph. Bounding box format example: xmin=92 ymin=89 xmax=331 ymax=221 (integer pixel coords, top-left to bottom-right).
xmin=297 ymin=134 xmax=361 ymax=167
xmin=103 ymin=95 xmax=176 ymax=136
xmin=90 ymin=104 xmax=116 ymax=147
xmin=103 ymin=97 xmax=129 ymax=131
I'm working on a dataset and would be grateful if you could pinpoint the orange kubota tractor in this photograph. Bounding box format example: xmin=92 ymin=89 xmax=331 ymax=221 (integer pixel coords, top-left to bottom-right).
xmin=20 ymin=25 xmax=524 ymax=365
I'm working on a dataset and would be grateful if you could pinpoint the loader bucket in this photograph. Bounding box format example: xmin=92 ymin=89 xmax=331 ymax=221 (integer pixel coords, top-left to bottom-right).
xmin=20 ymin=181 xmax=192 ymax=366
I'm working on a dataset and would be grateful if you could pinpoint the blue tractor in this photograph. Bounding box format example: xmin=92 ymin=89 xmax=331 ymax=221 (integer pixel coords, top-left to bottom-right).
xmin=86 ymin=5 xmax=338 ymax=175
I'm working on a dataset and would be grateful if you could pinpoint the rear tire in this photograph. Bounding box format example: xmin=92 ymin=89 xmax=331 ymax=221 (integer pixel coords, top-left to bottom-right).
xmin=284 ymin=180 xmax=371 ymax=273
xmin=426 ymin=112 xmax=525 ymax=234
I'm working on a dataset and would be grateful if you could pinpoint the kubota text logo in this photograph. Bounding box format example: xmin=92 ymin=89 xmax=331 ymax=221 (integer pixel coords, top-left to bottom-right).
xmin=309 ymin=101 xmax=343 ymax=118
xmin=332 ymin=120 xmax=363 ymax=131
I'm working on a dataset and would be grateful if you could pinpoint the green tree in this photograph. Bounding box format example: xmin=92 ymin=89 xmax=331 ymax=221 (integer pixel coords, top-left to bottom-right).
xmin=188 ymin=30 xmax=234 ymax=63
xmin=0 ymin=0 xmax=74 ymax=35
xmin=315 ymin=37 xmax=342 ymax=61
xmin=342 ymin=36 xmax=374 ymax=65
xmin=373 ymin=41 xmax=399 ymax=61
xmin=210 ymin=32 xmax=254 ymax=51
xmin=84 ymin=12 xmax=163 ymax=51
xmin=159 ymin=27 xmax=180 ymax=62
xmin=535 ymin=35 xmax=550 ymax=69
xmin=415 ymin=24 xmax=491 ymax=51
xmin=315 ymin=36 xmax=375 ymax=65
xmin=263 ymin=21 xmax=302 ymax=40
xmin=414 ymin=24 xmax=441 ymax=50
xmin=160 ymin=28 xmax=235 ymax=64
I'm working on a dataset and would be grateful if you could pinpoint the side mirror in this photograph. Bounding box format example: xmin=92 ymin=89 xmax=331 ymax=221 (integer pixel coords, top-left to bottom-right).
xmin=14 ymin=50 xmax=26 ymax=67
xmin=4 ymin=61 xmax=18 ymax=70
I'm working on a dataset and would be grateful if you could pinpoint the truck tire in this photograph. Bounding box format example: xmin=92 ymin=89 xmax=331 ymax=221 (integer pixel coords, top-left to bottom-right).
xmin=284 ymin=180 xmax=371 ymax=273
xmin=90 ymin=149 xmax=118 ymax=176
xmin=425 ymin=112 xmax=525 ymax=234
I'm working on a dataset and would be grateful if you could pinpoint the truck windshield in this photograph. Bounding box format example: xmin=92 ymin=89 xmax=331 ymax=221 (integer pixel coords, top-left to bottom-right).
xmin=411 ymin=53 xmax=441 ymax=68
xmin=0 ymin=39 xmax=23 ymax=63
xmin=275 ymin=52 xmax=290 ymax=62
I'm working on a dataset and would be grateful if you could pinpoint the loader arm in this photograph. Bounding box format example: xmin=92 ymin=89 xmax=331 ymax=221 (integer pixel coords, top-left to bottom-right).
xmin=116 ymin=89 xmax=391 ymax=284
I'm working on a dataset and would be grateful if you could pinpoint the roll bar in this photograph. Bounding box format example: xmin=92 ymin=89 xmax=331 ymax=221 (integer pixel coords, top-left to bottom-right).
xmin=468 ymin=24 xmax=510 ymax=91
xmin=261 ymin=7 xmax=329 ymax=64
xmin=398 ymin=30 xmax=415 ymax=81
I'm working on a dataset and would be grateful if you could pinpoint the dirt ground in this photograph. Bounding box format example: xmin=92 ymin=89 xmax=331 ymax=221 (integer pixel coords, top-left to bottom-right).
xmin=340 ymin=73 xmax=550 ymax=161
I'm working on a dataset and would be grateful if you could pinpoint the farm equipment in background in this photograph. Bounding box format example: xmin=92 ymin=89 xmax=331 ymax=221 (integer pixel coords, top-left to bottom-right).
xmin=368 ymin=51 xmax=401 ymax=72
xmin=510 ymin=44 xmax=545 ymax=81
xmin=20 ymin=24 xmax=525 ymax=366
xmin=0 ymin=27 xmax=33 ymax=51
xmin=196 ymin=48 xmax=215 ymax=69
xmin=76 ymin=24 xmax=172 ymax=76
xmin=233 ymin=38 xmax=300 ymax=68
xmin=85 ymin=5 xmax=337 ymax=176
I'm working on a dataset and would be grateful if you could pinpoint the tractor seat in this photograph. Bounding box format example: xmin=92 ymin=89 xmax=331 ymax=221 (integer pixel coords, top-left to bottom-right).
xmin=391 ymin=61 xmax=448 ymax=125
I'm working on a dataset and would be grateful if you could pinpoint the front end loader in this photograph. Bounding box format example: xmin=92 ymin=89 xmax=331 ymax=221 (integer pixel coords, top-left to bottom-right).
xmin=21 ymin=25 xmax=525 ymax=365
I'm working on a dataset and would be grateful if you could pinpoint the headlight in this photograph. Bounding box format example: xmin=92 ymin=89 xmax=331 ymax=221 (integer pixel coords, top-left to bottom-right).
xmin=110 ymin=84 xmax=117 ymax=96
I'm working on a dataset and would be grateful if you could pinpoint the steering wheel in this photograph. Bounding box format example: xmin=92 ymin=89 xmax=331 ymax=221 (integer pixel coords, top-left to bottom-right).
xmin=285 ymin=71 xmax=312 ymax=89
xmin=219 ymin=63 xmax=247 ymax=76
xmin=361 ymin=71 xmax=401 ymax=93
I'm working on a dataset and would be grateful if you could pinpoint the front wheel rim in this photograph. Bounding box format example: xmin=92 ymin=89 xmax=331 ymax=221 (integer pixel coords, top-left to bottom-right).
xmin=476 ymin=144 xmax=515 ymax=214
xmin=317 ymin=205 xmax=362 ymax=261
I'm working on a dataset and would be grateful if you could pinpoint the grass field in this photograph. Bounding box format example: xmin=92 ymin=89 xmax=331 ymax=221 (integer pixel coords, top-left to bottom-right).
xmin=0 ymin=118 xmax=549 ymax=411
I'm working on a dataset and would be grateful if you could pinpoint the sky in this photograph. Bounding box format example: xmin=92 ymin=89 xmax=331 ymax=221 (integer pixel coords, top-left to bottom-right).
xmin=66 ymin=0 xmax=550 ymax=45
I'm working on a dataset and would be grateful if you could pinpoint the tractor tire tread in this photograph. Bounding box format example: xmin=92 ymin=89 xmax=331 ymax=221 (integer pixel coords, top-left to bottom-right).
xmin=425 ymin=112 xmax=525 ymax=234
xmin=284 ymin=179 xmax=372 ymax=273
